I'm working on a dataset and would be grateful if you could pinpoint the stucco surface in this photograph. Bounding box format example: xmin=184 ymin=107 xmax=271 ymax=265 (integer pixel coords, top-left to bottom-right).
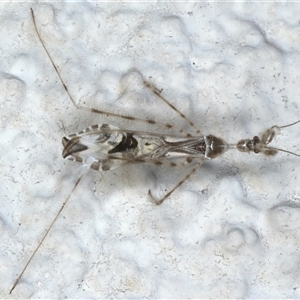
xmin=1 ymin=2 xmax=300 ymax=298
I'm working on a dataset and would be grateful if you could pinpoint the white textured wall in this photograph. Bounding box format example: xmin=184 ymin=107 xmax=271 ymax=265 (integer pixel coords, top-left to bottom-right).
xmin=1 ymin=2 xmax=300 ymax=298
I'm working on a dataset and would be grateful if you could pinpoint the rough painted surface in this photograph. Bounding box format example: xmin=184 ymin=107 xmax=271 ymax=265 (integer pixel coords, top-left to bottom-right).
xmin=1 ymin=2 xmax=300 ymax=298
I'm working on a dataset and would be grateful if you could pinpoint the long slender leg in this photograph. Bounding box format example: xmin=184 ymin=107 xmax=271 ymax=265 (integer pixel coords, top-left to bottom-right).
xmin=144 ymin=81 xmax=202 ymax=136
xmin=30 ymin=8 xmax=186 ymax=136
xmin=10 ymin=175 xmax=84 ymax=294
xmin=149 ymin=158 xmax=204 ymax=205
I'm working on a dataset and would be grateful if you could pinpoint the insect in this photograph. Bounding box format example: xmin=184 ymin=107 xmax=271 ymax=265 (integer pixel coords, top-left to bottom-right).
xmin=9 ymin=8 xmax=300 ymax=294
